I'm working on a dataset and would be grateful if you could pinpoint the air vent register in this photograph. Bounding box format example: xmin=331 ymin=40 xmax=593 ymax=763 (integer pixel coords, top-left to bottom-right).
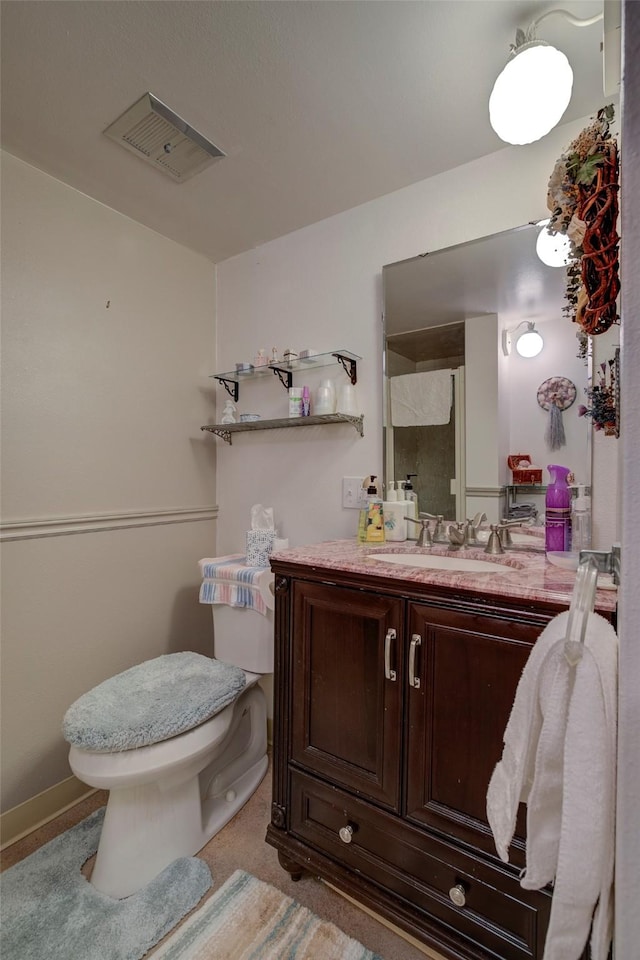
xmin=103 ymin=93 xmax=225 ymax=182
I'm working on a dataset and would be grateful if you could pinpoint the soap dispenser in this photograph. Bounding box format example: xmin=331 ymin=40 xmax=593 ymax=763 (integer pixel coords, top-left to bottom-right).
xmin=404 ymin=474 xmax=419 ymax=537
xmin=357 ymin=476 xmax=385 ymax=544
xmin=545 ymin=464 xmax=571 ymax=552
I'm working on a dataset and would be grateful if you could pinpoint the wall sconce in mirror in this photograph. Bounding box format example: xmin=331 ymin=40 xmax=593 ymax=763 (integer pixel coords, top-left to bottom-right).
xmin=535 ymin=218 xmax=576 ymax=268
xmin=502 ymin=321 xmax=544 ymax=358
xmin=489 ymin=8 xmax=603 ymax=145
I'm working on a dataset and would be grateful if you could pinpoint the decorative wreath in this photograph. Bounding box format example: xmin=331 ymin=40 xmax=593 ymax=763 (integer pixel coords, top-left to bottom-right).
xmin=545 ymin=105 xmax=620 ymax=345
xmin=536 ymin=376 xmax=577 ymax=412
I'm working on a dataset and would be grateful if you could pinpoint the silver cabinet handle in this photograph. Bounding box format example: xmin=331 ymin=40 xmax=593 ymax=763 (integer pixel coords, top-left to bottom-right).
xmin=339 ymin=824 xmax=354 ymax=844
xmin=384 ymin=628 xmax=397 ymax=681
xmin=409 ymin=634 xmax=422 ymax=688
xmin=449 ymin=884 xmax=466 ymax=907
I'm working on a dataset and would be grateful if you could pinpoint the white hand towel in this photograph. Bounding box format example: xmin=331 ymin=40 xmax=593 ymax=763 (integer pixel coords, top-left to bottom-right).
xmin=487 ymin=609 xmax=617 ymax=960
xmin=542 ymin=613 xmax=617 ymax=960
xmin=486 ymin=613 xmax=571 ymax=862
xmin=390 ymin=370 xmax=452 ymax=426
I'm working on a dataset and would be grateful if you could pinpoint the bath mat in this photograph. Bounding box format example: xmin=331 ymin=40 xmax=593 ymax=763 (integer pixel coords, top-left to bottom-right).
xmin=152 ymin=868 xmax=384 ymax=959
xmin=0 ymin=808 xmax=211 ymax=960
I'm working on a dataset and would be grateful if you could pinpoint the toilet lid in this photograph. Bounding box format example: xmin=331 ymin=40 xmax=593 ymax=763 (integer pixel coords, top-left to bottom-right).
xmin=63 ymin=652 xmax=246 ymax=752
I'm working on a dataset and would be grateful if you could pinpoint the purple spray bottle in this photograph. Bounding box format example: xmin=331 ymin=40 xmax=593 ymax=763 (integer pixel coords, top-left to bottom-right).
xmin=545 ymin=464 xmax=572 ymax=553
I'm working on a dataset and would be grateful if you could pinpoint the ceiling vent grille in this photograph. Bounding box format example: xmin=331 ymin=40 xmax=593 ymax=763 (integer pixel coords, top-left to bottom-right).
xmin=103 ymin=93 xmax=225 ymax=182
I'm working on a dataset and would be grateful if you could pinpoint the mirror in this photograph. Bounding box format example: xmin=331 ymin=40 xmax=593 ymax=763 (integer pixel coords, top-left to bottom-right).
xmin=383 ymin=223 xmax=591 ymax=529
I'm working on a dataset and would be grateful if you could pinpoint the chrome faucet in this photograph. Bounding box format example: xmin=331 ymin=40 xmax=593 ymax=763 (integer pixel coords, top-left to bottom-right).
xmin=498 ymin=516 xmax=532 ymax=547
xmin=468 ymin=512 xmax=487 ymax=543
xmin=406 ymin=516 xmax=432 ymax=547
xmin=447 ymin=522 xmax=467 ymax=547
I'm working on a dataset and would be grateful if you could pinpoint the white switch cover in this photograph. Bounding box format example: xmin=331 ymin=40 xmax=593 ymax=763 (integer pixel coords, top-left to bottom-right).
xmin=343 ymin=477 xmax=367 ymax=509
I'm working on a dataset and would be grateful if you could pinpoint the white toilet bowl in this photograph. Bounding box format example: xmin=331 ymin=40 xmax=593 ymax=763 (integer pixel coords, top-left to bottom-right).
xmin=64 ymin=578 xmax=274 ymax=900
xmin=68 ymin=672 xmax=267 ymax=899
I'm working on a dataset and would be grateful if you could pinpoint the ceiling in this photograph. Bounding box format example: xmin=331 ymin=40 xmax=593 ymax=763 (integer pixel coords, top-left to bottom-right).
xmin=1 ymin=1 xmax=611 ymax=264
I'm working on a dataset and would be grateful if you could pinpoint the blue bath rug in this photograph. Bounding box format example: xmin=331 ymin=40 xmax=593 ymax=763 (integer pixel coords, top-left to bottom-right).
xmin=0 ymin=808 xmax=212 ymax=960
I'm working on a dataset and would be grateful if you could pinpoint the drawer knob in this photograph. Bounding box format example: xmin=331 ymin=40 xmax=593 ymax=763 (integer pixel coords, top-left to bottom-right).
xmin=339 ymin=824 xmax=354 ymax=844
xmin=449 ymin=884 xmax=466 ymax=907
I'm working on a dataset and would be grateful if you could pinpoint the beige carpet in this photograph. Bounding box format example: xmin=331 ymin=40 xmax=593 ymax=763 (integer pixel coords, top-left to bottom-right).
xmin=1 ymin=759 xmax=442 ymax=960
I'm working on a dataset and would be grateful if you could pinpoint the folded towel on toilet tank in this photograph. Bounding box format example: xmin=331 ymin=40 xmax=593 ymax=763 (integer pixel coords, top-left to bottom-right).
xmin=198 ymin=555 xmax=273 ymax=615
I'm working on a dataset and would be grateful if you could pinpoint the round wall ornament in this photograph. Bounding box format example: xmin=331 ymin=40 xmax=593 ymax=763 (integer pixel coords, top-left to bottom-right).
xmin=536 ymin=376 xmax=577 ymax=411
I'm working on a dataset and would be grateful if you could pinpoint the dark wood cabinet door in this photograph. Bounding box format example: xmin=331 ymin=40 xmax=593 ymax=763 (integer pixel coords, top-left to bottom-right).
xmin=290 ymin=581 xmax=404 ymax=810
xmin=405 ymin=602 xmax=540 ymax=861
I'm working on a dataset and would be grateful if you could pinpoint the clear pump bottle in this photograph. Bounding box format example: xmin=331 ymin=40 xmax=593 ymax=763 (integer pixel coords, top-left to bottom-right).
xmin=571 ymin=485 xmax=592 ymax=554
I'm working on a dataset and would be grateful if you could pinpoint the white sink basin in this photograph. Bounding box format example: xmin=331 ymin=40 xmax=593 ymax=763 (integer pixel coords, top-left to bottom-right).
xmin=370 ymin=553 xmax=518 ymax=574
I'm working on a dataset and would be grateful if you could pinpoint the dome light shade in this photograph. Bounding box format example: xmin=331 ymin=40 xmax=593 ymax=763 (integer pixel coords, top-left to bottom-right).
xmin=536 ymin=221 xmax=575 ymax=267
xmin=489 ymin=42 xmax=574 ymax=145
xmin=516 ymin=324 xmax=544 ymax=358
xmin=502 ymin=321 xmax=544 ymax=358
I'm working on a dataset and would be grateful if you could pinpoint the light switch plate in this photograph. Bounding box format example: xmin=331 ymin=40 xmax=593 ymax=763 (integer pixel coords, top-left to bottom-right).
xmin=343 ymin=477 xmax=367 ymax=509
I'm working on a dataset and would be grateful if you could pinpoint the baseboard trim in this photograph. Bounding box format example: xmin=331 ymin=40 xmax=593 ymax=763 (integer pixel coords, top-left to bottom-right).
xmin=0 ymin=505 xmax=218 ymax=542
xmin=324 ymin=881 xmax=447 ymax=959
xmin=0 ymin=776 xmax=96 ymax=850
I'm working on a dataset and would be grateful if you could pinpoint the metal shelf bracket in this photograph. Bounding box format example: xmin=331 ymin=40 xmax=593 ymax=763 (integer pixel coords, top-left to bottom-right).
xmin=271 ymin=366 xmax=293 ymax=390
xmin=214 ymin=376 xmax=239 ymax=402
xmin=333 ymin=352 xmax=358 ymax=384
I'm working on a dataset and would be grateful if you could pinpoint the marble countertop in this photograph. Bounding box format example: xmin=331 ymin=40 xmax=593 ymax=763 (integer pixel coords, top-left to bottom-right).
xmin=270 ymin=537 xmax=617 ymax=613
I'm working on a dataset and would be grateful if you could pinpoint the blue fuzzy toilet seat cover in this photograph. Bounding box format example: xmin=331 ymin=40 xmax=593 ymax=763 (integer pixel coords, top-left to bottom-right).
xmin=63 ymin=652 xmax=247 ymax=752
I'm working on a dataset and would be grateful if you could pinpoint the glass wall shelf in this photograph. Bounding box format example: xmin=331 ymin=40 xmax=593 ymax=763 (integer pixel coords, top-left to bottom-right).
xmin=211 ymin=350 xmax=360 ymax=401
xmin=201 ymin=413 xmax=364 ymax=445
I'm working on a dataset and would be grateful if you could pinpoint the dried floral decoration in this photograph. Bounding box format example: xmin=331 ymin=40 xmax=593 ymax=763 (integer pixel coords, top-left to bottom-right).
xmin=578 ymin=355 xmax=619 ymax=436
xmin=545 ymin=105 xmax=620 ymax=350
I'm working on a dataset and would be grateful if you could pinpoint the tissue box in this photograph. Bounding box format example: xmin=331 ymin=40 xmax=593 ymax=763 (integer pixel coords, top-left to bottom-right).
xmin=246 ymin=530 xmax=276 ymax=567
xmin=507 ymin=454 xmax=543 ymax=485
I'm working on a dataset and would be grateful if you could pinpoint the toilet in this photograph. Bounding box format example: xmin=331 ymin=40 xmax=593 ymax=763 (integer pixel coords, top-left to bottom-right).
xmin=63 ymin=563 xmax=274 ymax=900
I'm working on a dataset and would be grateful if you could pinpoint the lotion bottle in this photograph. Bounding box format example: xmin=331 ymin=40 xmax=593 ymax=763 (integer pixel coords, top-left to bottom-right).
xmin=404 ymin=474 xmax=418 ymax=538
xmin=383 ymin=481 xmax=407 ymax=542
xmin=396 ymin=480 xmax=413 ymax=541
xmin=571 ymin=484 xmax=592 ymax=553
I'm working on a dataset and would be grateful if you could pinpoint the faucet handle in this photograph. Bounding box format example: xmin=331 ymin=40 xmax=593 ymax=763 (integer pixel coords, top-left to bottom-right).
xmin=407 ymin=516 xmax=432 ymax=547
xmin=484 ymin=524 xmax=505 ymax=555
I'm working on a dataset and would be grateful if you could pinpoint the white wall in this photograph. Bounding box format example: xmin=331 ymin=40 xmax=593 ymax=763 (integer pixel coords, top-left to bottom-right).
xmin=1 ymin=153 xmax=218 ymax=811
xmin=214 ymin=116 xmax=614 ymax=554
xmin=616 ymin=0 xmax=640 ymax=949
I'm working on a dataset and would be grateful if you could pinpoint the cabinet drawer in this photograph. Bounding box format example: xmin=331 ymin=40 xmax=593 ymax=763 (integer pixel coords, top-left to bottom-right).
xmin=290 ymin=769 xmax=550 ymax=960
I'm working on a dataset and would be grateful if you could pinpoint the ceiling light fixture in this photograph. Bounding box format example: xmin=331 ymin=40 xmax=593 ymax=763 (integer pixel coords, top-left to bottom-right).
xmin=502 ymin=321 xmax=544 ymax=358
xmin=535 ymin=218 xmax=576 ymax=267
xmin=489 ymin=9 xmax=604 ymax=145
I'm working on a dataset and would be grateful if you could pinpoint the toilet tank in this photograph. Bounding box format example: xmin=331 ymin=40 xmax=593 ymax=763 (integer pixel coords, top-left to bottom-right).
xmin=212 ymin=605 xmax=274 ymax=674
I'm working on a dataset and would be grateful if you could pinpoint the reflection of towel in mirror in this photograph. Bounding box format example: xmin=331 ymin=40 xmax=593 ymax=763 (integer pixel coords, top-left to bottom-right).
xmin=390 ymin=370 xmax=452 ymax=426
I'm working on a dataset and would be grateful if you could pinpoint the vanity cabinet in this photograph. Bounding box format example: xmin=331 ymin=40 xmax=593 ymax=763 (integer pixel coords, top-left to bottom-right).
xmin=266 ymin=564 xmax=571 ymax=960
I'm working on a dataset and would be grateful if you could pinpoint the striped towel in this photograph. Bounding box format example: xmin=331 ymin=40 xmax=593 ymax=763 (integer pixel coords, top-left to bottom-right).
xmin=198 ymin=555 xmax=270 ymax=615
